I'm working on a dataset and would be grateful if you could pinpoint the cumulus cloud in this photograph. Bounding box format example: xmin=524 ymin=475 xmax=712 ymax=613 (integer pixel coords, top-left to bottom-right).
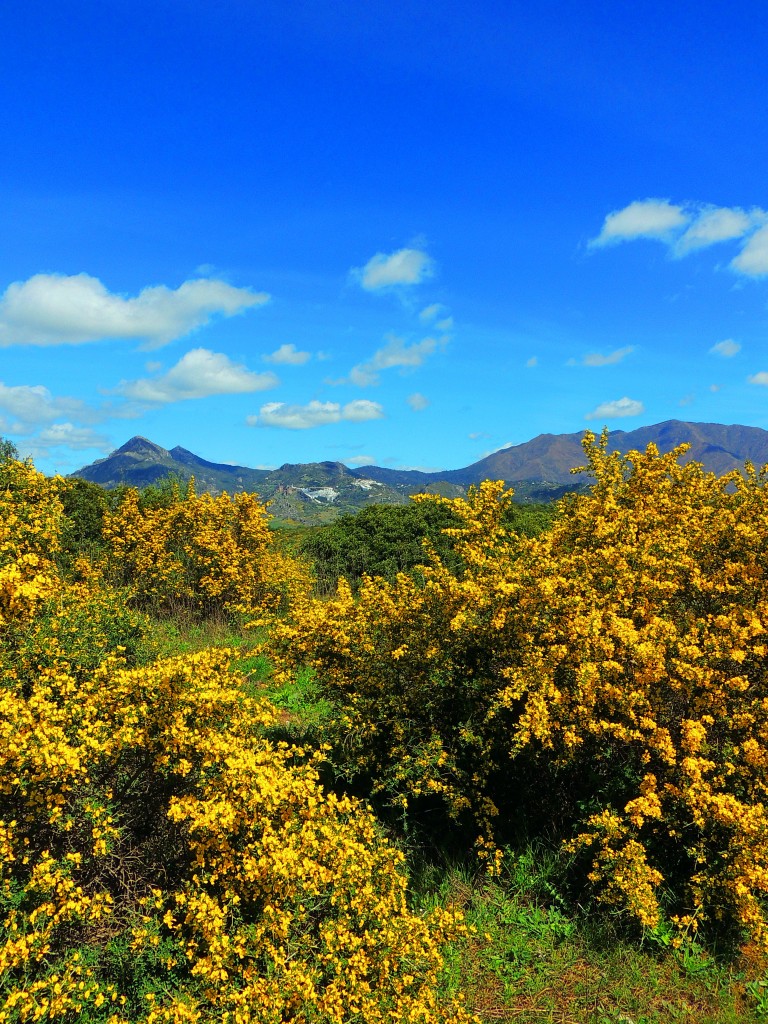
xmin=591 ymin=200 xmax=690 ymax=246
xmin=117 ymin=348 xmax=279 ymax=404
xmin=345 ymin=454 xmax=376 ymax=466
xmin=407 ymin=392 xmax=429 ymax=411
xmin=0 ymin=381 xmax=98 ymax=431
xmin=585 ymin=396 xmax=645 ymax=420
xmin=748 ymin=372 xmax=768 ymax=386
xmin=354 ymin=248 xmax=434 ymax=290
xmin=248 ymin=399 xmax=384 ymax=430
xmin=348 ymin=334 xmax=442 ymax=386
xmin=732 ymin=224 xmax=768 ymax=276
xmin=709 ymin=339 xmax=741 ymax=357
xmin=590 ymin=198 xmax=768 ymax=278
xmin=570 ymin=346 xmax=634 ymax=367
xmin=33 ymin=424 xmax=111 ymax=451
xmin=0 ymin=273 xmax=268 ymax=348
xmin=677 ymin=206 xmax=757 ymax=253
xmin=263 ymin=343 xmax=311 ymax=365
xmin=526 ymin=356 xmax=538 ymax=368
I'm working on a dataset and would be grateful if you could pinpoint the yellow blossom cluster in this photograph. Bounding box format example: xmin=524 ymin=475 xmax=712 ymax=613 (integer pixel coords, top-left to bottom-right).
xmin=269 ymin=434 xmax=768 ymax=944
xmin=101 ymin=480 xmax=311 ymax=620
xmin=1 ymin=457 xmax=472 ymax=1022
xmin=0 ymin=459 xmax=152 ymax=695
xmin=1 ymin=646 xmax=472 ymax=1022
xmin=0 ymin=459 xmax=62 ymax=630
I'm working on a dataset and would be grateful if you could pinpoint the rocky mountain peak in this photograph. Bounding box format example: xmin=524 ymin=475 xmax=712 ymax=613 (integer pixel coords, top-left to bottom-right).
xmin=114 ymin=436 xmax=170 ymax=459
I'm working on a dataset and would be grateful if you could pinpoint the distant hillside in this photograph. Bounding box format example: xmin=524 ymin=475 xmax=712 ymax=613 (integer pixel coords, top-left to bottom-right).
xmin=74 ymin=437 xmax=272 ymax=493
xmin=72 ymin=420 xmax=768 ymax=523
xmin=72 ymin=438 xmax=425 ymax=524
xmin=357 ymin=420 xmax=768 ymax=489
xmin=464 ymin=420 xmax=768 ymax=484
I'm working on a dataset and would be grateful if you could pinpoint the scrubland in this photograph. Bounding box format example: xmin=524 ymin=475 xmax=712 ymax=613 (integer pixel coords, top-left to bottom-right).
xmin=3 ymin=434 xmax=768 ymax=1022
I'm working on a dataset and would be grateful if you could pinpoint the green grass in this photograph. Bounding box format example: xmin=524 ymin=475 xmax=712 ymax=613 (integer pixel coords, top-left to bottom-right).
xmin=414 ymin=849 xmax=767 ymax=1023
xmin=147 ymin=612 xmax=262 ymax=659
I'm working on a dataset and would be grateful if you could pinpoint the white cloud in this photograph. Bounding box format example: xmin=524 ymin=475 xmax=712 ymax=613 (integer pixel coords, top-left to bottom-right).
xmin=591 ymin=199 xmax=690 ymax=246
xmin=117 ymin=348 xmax=279 ymax=404
xmin=591 ymin=199 xmax=768 ymax=278
xmin=0 ymin=273 xmax=268 ymax=348
xmin=32 ymin=423 xmax=111 ymax=451
xmin=248 ymin=398 xmax=384 ymax=430
xmin=748 ymin=372 xmax=768 ymax=386
xmin=263 ymin=343 xmax=311 ymax=365
xmin=345 ymin=454 xmax=375 ymax=466
xmin=577 ymin=346 xmax=634 ymax=367
xmin=0 ymin=381 xmax=96 ymax=430
xmin=526 ymin=356 xmax=538 ymax=368
xmin=349 ymin=334 xmax=441 ymax=386
xmin=407 ymin=392 xmax=429 ymax=411
xmin=419 ymin=303 xmax=445 ymax=322
xmin=354 ymin=248 xmax=434 ymax=290
xmin=709 ymin=339 xmax=741 ymax=357
xmin=732 ymin=224 xmax=768 ymax=277
xmin=676 ymin=206 xmax=757 ymax=253
xmin=585 ymin=396 xmax=645 ymax=420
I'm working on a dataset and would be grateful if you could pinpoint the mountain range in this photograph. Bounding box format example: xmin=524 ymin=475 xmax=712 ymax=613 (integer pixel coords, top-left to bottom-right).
xmin=72 ymin=420 xmax=768 ymax=524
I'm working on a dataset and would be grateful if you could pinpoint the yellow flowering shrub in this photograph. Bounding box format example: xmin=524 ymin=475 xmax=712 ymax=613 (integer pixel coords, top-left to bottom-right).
xmin=1 ymin=455 xmax=472 ymax=1021
xmin=270 ymin=435 xmax=768 ymax=947
xmin=266 ymin=479 xmax=517 ymax=844
xmin=0 ymin=459 xmax=62 ymax=629
xmin=0 ymin=460 xmax=153 ymax=696
xmin=102 ymin=481 xmax=312 ymax=620
xmin=0 ymin=580 xmax=154 ymax=700
xmin=1 ymin=649 xmax=472 ymax=1022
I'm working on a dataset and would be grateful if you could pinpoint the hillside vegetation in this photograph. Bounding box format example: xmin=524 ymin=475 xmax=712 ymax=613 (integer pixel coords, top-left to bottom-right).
xmin=3 ymin=434 xmax=768 ymax=1021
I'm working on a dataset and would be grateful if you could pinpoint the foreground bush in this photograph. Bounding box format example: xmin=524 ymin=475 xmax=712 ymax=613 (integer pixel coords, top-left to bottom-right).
xmin=1 ymin=647 xmax=473 ymax=1023
xmin=0 ymin=457 xmax=62 ymax=630
xmin=1 ymin=457 xmax=153 ymax=695
xmin=269 ymin=434 xmax=768 ymax=948
xmin=1 ymin=455 xmax=473 ymax=1022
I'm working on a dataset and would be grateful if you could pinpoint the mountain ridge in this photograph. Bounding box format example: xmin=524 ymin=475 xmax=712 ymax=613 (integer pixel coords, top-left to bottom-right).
xmin=71 ymin=419 xmax=768 ymax=522
xmin=355 ymin=420 xmax=768 ymax=487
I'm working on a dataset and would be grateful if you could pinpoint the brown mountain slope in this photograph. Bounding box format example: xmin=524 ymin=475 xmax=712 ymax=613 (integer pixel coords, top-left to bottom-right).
xmin=441 ymin=420 xmax=768 ymax=485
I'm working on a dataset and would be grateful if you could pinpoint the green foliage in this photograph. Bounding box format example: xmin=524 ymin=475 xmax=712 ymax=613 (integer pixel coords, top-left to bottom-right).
xmin=1 ymin=583 xmax=156 ymax=693
xmin=56 ymin=477 xmax=111 ymax=570
xmin=300 ymin=497 xmax=556 ymax=595
xmin=0 ymin=436 xmax=20 ymax=464
xmin=502 ymin=500 xmax=556 ymax=537
xmin=299 ymin=499 xmax=464 ymax=593
xmin=110 ymin=472 xmax=189 ymax=513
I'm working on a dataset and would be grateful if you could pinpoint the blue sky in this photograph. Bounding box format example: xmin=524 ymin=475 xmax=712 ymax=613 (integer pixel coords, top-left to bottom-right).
xmin=2 ymin=0 xmax=767 ymax=476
